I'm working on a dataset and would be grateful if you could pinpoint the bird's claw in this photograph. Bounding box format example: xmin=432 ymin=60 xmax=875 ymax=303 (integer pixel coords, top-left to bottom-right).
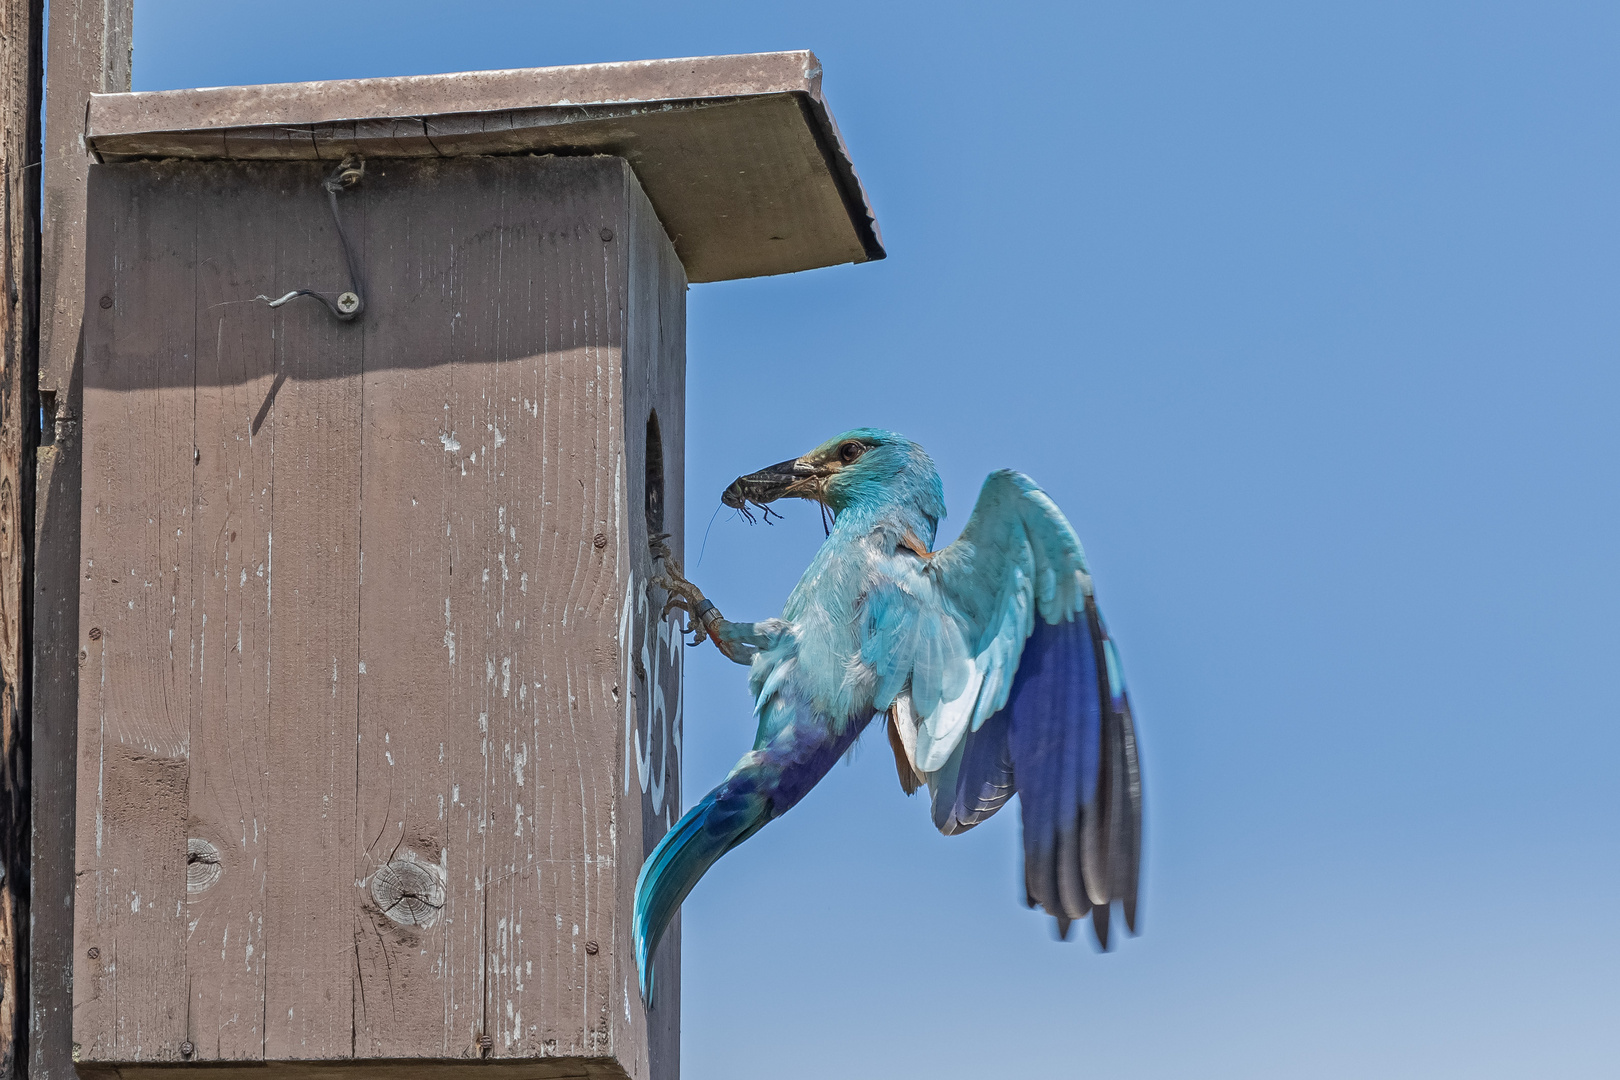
xmin=648 ymin=533 xmax=712 ymax=646
xmin=648 ymin=532 xmax=676 ymax=568
xmin=653 ymin=578 xmax=710 ymax=645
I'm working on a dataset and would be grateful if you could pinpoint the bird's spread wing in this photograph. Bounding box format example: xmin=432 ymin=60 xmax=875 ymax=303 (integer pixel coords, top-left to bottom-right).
xmin=869 ymin=469 xmax=1142 ymax=943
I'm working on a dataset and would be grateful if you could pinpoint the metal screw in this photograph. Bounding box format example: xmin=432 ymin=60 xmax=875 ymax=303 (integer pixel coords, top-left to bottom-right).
xmin=336 ymin=292 xmax=360 ymax=314
xmin=600 ymin=227 xmax=614 ymax=243
xmin=593 ymin=533 xmax=608 ymax=549
xmin=478 ymin=1034 xmax=493 ymax=1055
xmin=98 ymin=295 xmax=113 ymax=309
xmin=585 ymin=940 xmax=599 ymax=955
xmin=179 ymin=1041 xmax=195 ymax=1058
xmin=88 ymin=627 xmax=102 ymax=641
xmin=86 ymin=947 xmax=99 ymax=959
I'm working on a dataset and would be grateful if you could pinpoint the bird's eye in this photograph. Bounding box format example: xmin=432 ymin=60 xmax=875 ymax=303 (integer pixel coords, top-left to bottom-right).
xmin=839 ymin=441 xmax=865 ymax=464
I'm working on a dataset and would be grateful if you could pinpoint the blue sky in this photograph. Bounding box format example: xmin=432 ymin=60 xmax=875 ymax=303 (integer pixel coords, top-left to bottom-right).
xmin=132 ymin=3 xmax=1619 ymax=1076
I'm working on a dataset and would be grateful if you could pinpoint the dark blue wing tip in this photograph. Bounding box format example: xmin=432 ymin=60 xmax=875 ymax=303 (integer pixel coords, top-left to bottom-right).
xmin=1041 ymin=900 xmax=1142 ymax=948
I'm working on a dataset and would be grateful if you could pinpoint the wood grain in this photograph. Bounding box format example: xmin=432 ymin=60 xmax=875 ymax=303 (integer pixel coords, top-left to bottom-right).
xmin=186 ymin=171 xmax=279 ymax=1058
xmin=349 ymin=158 xmax=471 ymax=1057
xmin=75 ymin=164 xmax=198 ymax=1061
xmin=80 ymin=51 xmax=885 ymax=284
xmin=0 ymin=0 xmax=40 ymax=1070
xmin=33 ymin=2 xmax=133 ymax=1075
xmin=76 ymin=155 xmax=684 ymax=1077
xmin=618 ymin=162 xmax=686 ymax=1080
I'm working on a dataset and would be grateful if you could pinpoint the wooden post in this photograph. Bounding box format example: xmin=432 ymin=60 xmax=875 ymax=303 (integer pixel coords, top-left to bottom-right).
xmin=57 ymin=52 xmax=880 ymax=1077
xmin=0 ymin=0 xmax=41 ymax=1072
xmin=31 ymin=2 xmax=132 ymax=1075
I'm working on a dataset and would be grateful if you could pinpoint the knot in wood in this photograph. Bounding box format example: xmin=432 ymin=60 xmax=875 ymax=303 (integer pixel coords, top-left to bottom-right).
xmin=371 ymin=853 xmax=446 ymax=928
xmin=186 ymin=838 xmax=222 ymax=895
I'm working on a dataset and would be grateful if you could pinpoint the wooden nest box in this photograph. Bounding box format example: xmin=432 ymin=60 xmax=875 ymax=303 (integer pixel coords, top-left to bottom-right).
xmin=69 ymin=51 xmax=880 ymax=1079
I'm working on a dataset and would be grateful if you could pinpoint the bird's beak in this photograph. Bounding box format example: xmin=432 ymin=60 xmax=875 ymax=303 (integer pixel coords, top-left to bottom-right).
xmin=722 ymin=457 xmax=822 ymax=509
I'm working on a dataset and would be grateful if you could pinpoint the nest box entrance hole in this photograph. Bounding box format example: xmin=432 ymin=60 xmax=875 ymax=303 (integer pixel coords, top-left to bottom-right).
xmin=646 ymin=410 xmax=665 ymax=537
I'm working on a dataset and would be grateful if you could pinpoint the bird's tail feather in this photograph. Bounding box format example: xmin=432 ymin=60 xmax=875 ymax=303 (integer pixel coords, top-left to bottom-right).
xmin=633 ymin=785 xmax=769 ymax=1004
xmin=633 ymin=707 xmax=871 ymax=1004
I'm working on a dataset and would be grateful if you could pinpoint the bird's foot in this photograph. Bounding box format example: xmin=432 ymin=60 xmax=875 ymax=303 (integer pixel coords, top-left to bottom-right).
xmin=648 ymin=532 xmax=678 ymax=571
xmin=648 ymin=533 xmax=716 ymax=645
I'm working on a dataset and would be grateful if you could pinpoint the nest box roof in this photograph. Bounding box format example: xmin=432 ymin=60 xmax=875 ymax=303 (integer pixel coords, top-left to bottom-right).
xmin=85 ymin=50 xmax=883 ymax=283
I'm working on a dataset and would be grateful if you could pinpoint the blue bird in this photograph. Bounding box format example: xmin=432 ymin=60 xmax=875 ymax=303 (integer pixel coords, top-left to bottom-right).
xmin=637 ymin=429 xmax=1142 ymax=1002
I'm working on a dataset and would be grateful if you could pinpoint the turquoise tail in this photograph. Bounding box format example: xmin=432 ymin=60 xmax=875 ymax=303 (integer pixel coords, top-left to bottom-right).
xmin=633 ymin=710 xmax=871 ymax=1004
xmin=633 ymin=785 xmax=769 ymax=1004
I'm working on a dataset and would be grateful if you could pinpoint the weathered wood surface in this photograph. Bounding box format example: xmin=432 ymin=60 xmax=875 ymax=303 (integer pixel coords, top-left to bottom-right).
xmin=621 ymin=171 xmax=686 ymax=1078
xmin=32 ymin=1 xmax=133 ymax=1075
xmin=81 ymin=51 xmax=884 ymax=285
xmin=0 ymin=0 xmax=41 ymax=1071
xmin=75 ymin=155 xmax=683 ymax=1078
xmin=186 ymin=181 xmax=277 ymax=1056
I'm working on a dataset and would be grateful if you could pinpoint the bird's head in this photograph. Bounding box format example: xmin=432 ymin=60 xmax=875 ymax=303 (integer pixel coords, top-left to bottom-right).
xmin=721 ymin=428 xmax=946 ymax=534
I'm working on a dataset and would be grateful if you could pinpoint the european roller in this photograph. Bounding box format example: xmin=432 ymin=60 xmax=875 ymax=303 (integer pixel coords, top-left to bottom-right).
xmin=636 ymin=428 xmax=1142 ymax=1001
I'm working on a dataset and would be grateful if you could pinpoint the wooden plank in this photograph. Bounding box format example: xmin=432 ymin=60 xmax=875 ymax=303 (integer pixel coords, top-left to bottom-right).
xmin=620 ymin=157 xmax=687 ymax=1080
xmin=82 ymin=51 xmax=885 ymax=284
xmin=466 ymin=158 xmax=627 ymax=1062
xmin=184 ymin=169 xmax=280 ymax=1059
xmin=0 ymin=0 xmax=41 ymax=1069
xmin=74 ymin=1059 xmax=641 ymax=1080
xmin=74 ymin=164 xmax=197 ymax=1062
xmin=348 ymin=158 xmax=465 ymax=1057
xmin=87 ymin=52 xmax=825 ymax=134
xmin=33 ymin=2 xmax=133 ymax=1074
xmin=88 ymin=96 xmax=871 ymax=285
xmin=258 ymin=163 xmax=365 ymax=1060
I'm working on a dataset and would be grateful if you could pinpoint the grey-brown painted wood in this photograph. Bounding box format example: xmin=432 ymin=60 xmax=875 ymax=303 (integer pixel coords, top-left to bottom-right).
xmin=348 ymin=166 xmax=464 ymax=1054
xmin=620 ymin=153 xmax=687 ymax=1079
xmin=0 ymin=0 xmax=42 ymax=1070
xmin=82 ymin=52 xmax=882 ymax=285
xmin=74 ymin=165 xmax=199 ymax=1059
xmin=261 ymin=176 xmax=367 ymax=1062
xmin=32 ymin=1 xmax=132 ymax=1074
xmin=75 ymin=155 xmax=683 ymax=1079
xmin=91 ymin=51 xmax=818 ymax=129
xmin=187 ymin=180 xmax=277 ymax=1057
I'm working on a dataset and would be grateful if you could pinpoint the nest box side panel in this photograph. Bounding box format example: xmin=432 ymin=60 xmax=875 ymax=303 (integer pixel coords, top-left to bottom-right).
xmin=615 ymin=163 xmax=687 ymax=1080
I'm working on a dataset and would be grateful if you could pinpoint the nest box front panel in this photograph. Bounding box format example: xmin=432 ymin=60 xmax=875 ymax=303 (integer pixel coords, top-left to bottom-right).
xmin=72 ymin=154 xmax=684 ymax=1077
